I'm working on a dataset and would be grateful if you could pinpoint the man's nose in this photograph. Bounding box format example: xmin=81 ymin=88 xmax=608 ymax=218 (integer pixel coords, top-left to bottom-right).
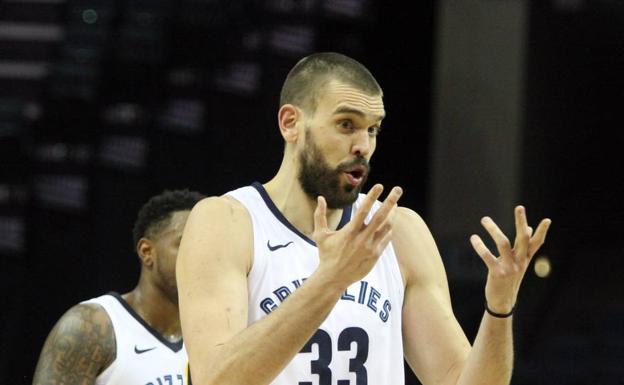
xmin=351 ymin=130 xmax=371 ymax=157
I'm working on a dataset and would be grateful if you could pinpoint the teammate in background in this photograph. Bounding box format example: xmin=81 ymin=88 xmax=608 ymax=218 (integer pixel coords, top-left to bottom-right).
xmin=33 ymin=189 xmax=204 ymax=385
xmin=177 ymin=52 xmax=552 ymax=385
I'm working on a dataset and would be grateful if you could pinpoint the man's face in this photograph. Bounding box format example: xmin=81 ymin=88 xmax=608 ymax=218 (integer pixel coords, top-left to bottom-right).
xmin=298 ymin=129 xmax=370 ymax=208
xmin=151 ymin=210 xmax=191 ymax=303
xmin=297 ymin=81 xmax=385 ymax=209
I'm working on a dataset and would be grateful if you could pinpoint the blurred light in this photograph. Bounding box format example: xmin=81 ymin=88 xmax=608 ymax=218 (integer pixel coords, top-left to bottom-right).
xmin=534 ymin=255 xmax=552 ymax=278
xmin=323 ymin=0 xmax=369 ymax=19
xmin=0 ymin=22 xmax=64 ymax=42
xmin=23 ymin=102 xmax=42 ymax=121
xmin=0 ymin=61 xmax=49 ymax=80
xmin=179 ymin=1 xmax=239 ymax=28
xmin=0 ymin=216 xmax=25 ymax=253
xmin=102 ymin=103 xmax=146 ymax=126
xmin=0 ymin=184 xmax=29 ymax=206
xmin=266 ymin=0 xmax=317 ymax=14
xmin=34 ymin=143 xmax=92 ymax=164
xmin=214 ymin=62 xmax=261 ymax=96
xmin=0 ymin=186 xmax=9 ymax=203
xmin=98 ymin=135 xmax=147 ymax=171
xmin=34 ymin=174 xmax=88 ymax=211
xmin=82 ymin=9 xmax=98 ymax=25
xmin=4 ymin=0 xmax=65 ymax=3
xmin=159 ymin=99 xmax=205 ymax=135
xmin=36 ymin=143 xmax=68 ymax=161
xmin=269 ymin=25 xmax=315 ymax=55
xmin=168 ymin=68 xmax=199 ymax=87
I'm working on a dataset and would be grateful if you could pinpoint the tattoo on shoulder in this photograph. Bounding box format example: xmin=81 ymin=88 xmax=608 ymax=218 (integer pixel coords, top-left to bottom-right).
xmin=32 ymin=303 xmax=116 ymax=385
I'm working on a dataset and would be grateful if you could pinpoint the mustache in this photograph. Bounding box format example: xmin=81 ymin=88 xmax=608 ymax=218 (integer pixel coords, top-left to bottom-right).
xmin=337 ymin=156 xmax=370 ymax=172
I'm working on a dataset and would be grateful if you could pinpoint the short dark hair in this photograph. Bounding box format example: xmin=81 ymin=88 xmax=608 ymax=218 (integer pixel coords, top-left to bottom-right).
xmin=279 ymin=52 xmax=382 ymax=113
xmin=132 ymin=189 xmax=204 ymax=246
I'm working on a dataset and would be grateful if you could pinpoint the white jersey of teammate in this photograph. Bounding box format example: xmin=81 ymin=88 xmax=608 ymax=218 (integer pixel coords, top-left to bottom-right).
xmin=82 ymin=293 xmax=188 ymax=385
xmin=228 ymin=183 xmax=405 ymax=385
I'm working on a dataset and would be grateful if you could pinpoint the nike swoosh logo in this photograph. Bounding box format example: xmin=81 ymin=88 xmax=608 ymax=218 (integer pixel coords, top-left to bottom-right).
xmin=134 ymin=345 xmax=157 ymax=354
xmin=267 ymin=240 xmax=293 ymax=251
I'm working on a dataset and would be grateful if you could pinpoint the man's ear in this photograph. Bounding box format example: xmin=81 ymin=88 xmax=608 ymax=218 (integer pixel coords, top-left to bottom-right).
xmin=136 ymin=238 xmax=155 ymax=268
xmin=278 ymin=104 xmax=301 ymax=143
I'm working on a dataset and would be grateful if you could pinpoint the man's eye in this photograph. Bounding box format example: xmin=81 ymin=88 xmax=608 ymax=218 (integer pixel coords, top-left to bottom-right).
xmin=368 ymin=126 xmax=381 ymax=136
xmin=339 ymin=120 xmax=353 ymax=130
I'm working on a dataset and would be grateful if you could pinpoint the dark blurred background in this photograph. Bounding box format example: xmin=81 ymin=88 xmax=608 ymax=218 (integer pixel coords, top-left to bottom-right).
xmin=1 ymin=0 xmax=623 ymax=384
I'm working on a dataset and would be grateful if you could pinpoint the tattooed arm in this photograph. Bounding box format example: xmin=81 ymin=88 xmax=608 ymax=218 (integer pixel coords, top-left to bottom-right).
xmin=32 ymin=303 xmax=116 ymax=385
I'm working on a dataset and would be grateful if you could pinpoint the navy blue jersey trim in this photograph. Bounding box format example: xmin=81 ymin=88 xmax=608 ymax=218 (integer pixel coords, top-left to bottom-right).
xmin=251 ymin=182 xmax=353 ymax=246
xmin=108 ymin=291 xmax=184 ymax=353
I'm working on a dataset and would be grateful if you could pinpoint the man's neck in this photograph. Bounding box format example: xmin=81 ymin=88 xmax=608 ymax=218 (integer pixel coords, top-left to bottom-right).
xmin=122 ymin=281 xmax=181 ymax=342
xmin=264 ymin=174 xmax=345 ymax=237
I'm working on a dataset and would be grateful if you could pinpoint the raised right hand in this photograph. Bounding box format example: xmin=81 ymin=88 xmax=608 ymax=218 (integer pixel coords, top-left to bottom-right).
xmin=312 ymin=184 xmax=403 ymax=289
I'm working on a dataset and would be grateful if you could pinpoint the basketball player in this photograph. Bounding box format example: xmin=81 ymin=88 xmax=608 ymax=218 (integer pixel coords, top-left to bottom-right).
xmin=177 ymin=53 xmax=552 ymax=384
xmin=33 ymin=189 xmax=204 ymax=385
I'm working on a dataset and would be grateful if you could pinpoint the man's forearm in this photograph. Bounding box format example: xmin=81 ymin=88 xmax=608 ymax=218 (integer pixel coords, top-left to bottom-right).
xmin=194 ymin=271 xmax=345 ymax=385
xmin=455 ymin=314 xmax=513 ymax=385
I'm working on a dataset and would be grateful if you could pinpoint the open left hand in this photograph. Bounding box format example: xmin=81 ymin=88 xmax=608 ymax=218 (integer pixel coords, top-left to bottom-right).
xmin=470 ymin=205 xmax=552 ymax=314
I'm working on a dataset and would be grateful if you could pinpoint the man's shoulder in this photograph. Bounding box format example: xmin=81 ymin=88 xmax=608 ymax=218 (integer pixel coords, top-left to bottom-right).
xmin=390 ymin=207 xmax=430 ymax=252
xmin=182 ymin=194 xmax=254 ymax=263
xmin=48 ymin=301 xmax=116 ymax=361
xmin=394 ymin=206 xmax=428 ymax=230
xmin=64 ymin=299 xmax=107 ymax=318
xmin=58 ymin=301 xmax=114 ymax=336
xmin=191 ymin=195 xmax=251 ymax=224
xmin=390 ymin=206 xmax=446 ymax=283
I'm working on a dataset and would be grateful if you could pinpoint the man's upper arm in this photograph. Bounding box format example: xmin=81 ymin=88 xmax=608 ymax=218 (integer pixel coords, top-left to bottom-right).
xmin=393 ymin=207 xmax=471 ymax=385
xmin=32 ymin=303 xmax=115 ymax=385
xmin=176 ymin=196 xmax=252 ymax=380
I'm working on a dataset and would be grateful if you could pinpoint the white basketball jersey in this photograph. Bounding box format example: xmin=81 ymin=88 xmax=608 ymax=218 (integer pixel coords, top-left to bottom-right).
xmin=227 ymin=183 xmax=405 ymax=385
xmin=82 ymin=292 xmax=188 ymax=385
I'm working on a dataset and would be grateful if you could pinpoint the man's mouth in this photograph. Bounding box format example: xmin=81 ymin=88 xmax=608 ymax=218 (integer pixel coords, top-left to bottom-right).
xmin=343 ymin=165 xmax=367 ymax=186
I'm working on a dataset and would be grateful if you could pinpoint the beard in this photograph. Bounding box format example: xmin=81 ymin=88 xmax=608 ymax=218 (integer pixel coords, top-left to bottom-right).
xmin=155 ymin=263 xmax=179 ymax=305
xmin=298 ymin=130 xmax=370 ymax=209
